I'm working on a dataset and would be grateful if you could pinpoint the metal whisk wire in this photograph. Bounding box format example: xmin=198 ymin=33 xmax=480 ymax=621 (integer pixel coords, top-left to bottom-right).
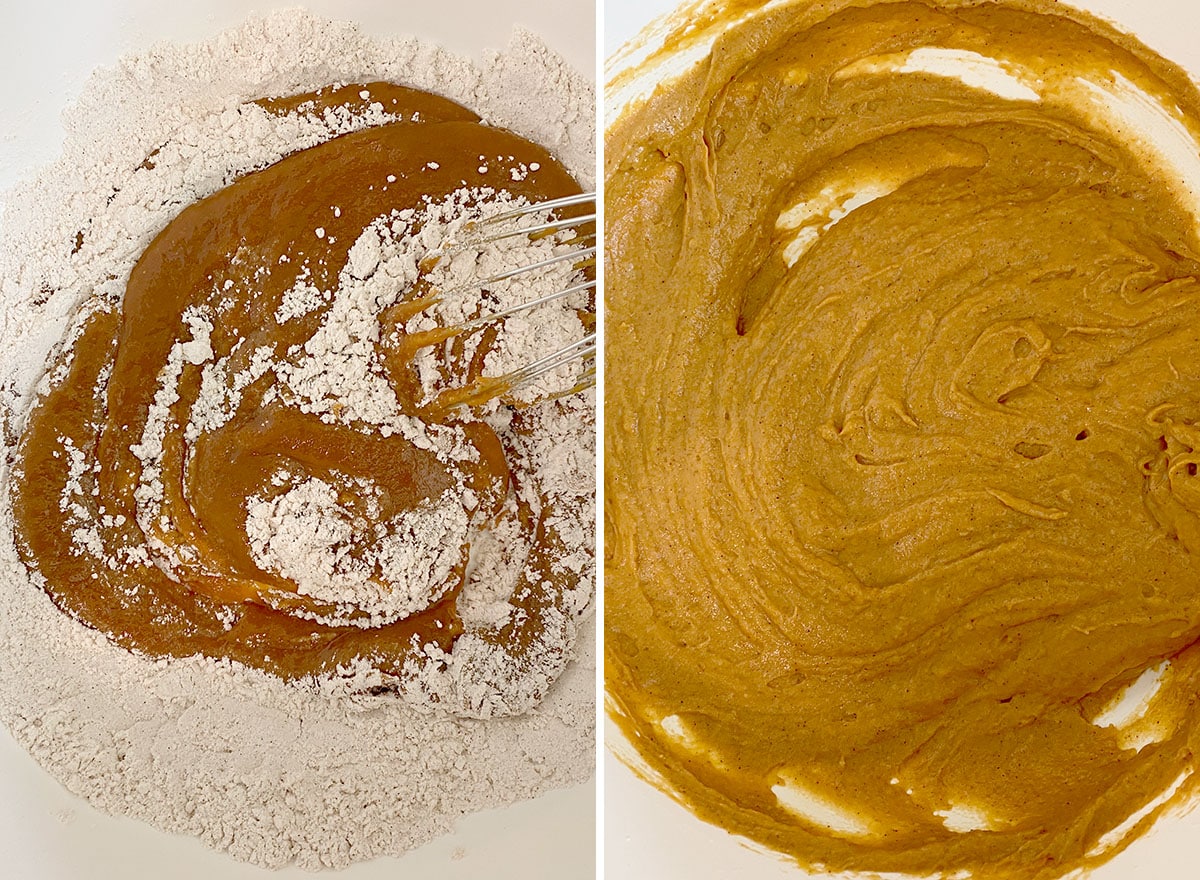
xmin=436 ymin=192 xmax=597 ymax=399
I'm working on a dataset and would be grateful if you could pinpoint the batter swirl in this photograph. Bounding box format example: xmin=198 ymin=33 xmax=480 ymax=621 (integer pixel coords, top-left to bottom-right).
xmin=606 ymin=0 xmax=1200 ymax=876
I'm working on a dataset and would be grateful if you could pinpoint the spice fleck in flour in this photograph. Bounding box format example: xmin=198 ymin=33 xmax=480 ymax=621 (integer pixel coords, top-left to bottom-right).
xmin=0 ymin=10 xmax=594 ymax=869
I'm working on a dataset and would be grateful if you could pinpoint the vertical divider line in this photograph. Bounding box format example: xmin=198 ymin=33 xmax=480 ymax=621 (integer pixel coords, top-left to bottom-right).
xmin=594 ymin=0 xmax=608 ymax=875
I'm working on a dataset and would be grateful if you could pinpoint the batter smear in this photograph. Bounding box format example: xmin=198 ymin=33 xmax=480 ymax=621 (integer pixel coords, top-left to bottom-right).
xmin=606 ymin=0 xmax=1200 ymax=877
xmin=13 ymin=81 xmax=592 ymax=718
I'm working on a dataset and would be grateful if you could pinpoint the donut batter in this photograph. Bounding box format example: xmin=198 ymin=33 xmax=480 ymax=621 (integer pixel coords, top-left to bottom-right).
xmin=606 ymin=0 xmax=1200 ymax=876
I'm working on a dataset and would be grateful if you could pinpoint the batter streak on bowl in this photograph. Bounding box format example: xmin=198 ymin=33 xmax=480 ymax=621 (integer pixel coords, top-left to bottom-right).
xmin=605 ymin=0 xmax=1200 ymax=876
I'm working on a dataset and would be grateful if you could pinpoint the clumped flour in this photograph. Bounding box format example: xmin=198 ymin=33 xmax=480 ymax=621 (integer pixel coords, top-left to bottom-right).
xmin=0 ymin=11 xmax=594 ymax=868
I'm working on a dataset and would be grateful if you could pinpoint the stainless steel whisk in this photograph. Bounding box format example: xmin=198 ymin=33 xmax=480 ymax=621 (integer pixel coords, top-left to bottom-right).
xmin=435 ymin=191 xmax=596 ymax=399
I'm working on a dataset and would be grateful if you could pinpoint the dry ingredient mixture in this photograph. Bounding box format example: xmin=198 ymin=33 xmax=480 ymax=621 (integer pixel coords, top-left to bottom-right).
xmin=0 ymin=11 xmax=594 ymax=868
xmin=606 ymin=1 xmax=1200 ymax=878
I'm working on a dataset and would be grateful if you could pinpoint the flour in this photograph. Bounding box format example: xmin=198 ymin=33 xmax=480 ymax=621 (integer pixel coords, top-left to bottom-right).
xmin=0 ymin=10 xmax=594 ymax=869
xmin=244 ymin=480 xmax=470 ymax=625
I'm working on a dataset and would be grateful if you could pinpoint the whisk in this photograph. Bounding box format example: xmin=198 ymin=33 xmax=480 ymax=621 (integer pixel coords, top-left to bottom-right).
xmin=424 ymin=191 xmax=597 ymax=407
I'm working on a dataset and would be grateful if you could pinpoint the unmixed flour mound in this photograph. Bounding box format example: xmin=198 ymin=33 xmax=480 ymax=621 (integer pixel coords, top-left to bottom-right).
xmin=0 ymin=11 xmax=594 ymax=868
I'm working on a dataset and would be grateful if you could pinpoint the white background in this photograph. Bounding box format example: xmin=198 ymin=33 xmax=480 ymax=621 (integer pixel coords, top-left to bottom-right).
xmin=604 ymin=0 xmax=678 ymax=59
xmin=603 ymin=0 xmax=1200 ymax=878
xmin=0 ymin=2 xmax=596 ymax=879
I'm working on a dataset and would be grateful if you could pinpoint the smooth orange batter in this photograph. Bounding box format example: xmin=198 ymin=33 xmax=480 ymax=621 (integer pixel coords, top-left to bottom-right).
xmin=13 ymin=82 xmax=585 ymax=686
xmin=606 ymin=1 xmax=1200 ymax=877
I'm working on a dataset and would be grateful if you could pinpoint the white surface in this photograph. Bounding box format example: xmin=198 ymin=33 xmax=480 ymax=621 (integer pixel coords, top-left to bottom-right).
xmin=604 ymin=0 xmax=679 ymax=59
xmin=0 ymin=2 xmax=596 ymax=879
xmin=602 ymin=0 xmax=1200 ymax=878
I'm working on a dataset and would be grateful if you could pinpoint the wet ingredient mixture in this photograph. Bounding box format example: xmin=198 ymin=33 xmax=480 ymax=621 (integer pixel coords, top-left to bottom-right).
xmin=605 ymin=0 xmax=1200 ymax=877
xmin=12 ymin=80 xmax=591 ymax=717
